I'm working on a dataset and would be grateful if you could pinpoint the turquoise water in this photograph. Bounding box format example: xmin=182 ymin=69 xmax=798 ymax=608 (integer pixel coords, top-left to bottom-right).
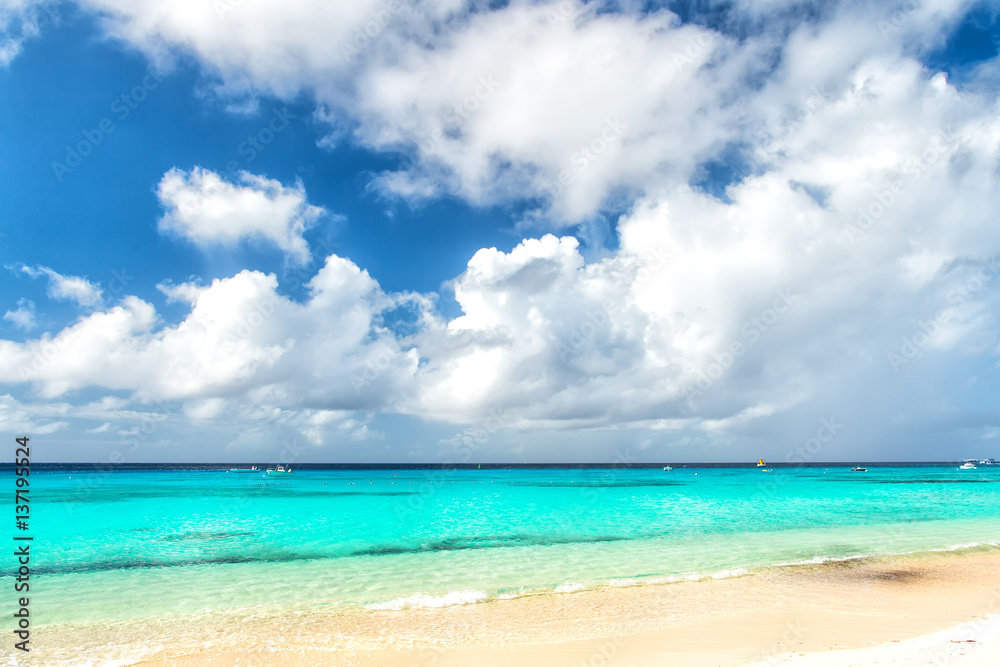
xmin=5 ymin=464 xmax=1000 ymax=625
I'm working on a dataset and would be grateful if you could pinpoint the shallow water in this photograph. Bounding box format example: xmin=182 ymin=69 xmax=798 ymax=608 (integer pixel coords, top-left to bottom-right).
xmin=4 ymin=464 xmax=1000 ymax=626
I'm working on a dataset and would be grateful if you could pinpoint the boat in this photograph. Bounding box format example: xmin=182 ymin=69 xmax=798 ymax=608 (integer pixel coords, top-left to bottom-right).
xmin=663 ymin=466 xmax=673 ymax=471
xmin=756 ymin=459 xmax=766 ymax=467
xmin=979 ymin=459 xmax=997 ymax=466
xmin=960 ymin=460 xmax=977 ymax=470
xmin=266 ymin=465 xmax=294 ymax=476
xmin=227 ymin=466 xmax=259 ymax=473
xmin=851 ymin=466 xmax=867 ymax=472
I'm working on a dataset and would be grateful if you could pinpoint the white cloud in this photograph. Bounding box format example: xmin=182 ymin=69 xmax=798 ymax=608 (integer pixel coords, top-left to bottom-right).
xmin=0 ymin=256 xmax=418 ymax=410
xmin=78 ymin=0 xmax=439 ymax=89
xmin=157 ymin=167 xmax=326 ymax=264
xmin=0 ymin=0 xmax=54 ymax=66
xmin=3 ymin=1 xmax=1000 ymax=458
xmin=0 ymin=394 xmax=68 ymax=434
xmin=358 ymin=4 xmax=751 ymax=221
xmin=70 ymin=1 xmax=983 ymax=226
xmin=19 ymin=265 xmax=103 ymax=308
xmin=5 ymin=62 xmax=1000 ymax=448
xmin=4 ymin=298 xmax=36 ymax=330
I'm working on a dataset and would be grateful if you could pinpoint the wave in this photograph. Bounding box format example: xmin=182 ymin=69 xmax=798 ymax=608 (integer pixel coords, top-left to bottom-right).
xmin=365 ymin=590 xmax=489 ymax=610
xmin=355 ymin=540 xmax=1000 ymax=612
xmin=359 ymin=566 xmax=754 ymax=611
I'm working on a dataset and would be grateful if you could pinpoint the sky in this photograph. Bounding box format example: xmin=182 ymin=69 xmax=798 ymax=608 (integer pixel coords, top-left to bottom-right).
xmin=1 ymin=0 xmax=999 ymax=464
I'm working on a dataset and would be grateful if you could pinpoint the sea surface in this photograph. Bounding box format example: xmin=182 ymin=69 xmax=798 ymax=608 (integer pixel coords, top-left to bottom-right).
xmin=4 ymin=463 xmax=1000 ymax=629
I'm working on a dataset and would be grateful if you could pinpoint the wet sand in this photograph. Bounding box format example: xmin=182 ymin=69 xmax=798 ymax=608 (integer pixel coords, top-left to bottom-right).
xmin=37 ymin=546 xmax=1000 ymax=666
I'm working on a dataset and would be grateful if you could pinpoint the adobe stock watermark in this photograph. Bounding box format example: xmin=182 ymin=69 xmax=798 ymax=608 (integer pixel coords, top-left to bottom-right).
xmin=213 ymin=0 xmax=245 ymax=18
xmin=843 ymin=133 xmax=956 ymax=246
xmin=556 ymin=300 xmax=615 ymax=363
xmin=668 ymin=33 xmax=715 ymax=74
xmin=578 ymin=629 xmax=627 ymax=667
xmin=51 ymin=69 xmax=164 ymax=182
xmin=887 ymin=313 xmax=948 ymax=373
xmin=746 ymin=621 xmax=806 ymax=666
xmin=339 ymin=0 xmax=407 ymax=61
xmin=756 ymin=417 xmax=845 ymax=499
xmin=887 ymin=254 xmax=999 ymax=372
xmin=16 ymin=267 xmax=134 ymax=382
xmin=349 ymin=345 xmax=397 ymax=394
xmin=220 ymin=437 xmax=309 ymax=519
xmin=878 ymin=0 xmax=921 ymax=40
xmin=543 ymin=0 xmax=586 ymax=30
xmin=682 ymin=289 xmax=799 ymax=399
xmin=64 ymin=400 xmax=173 ymax=510
xmin=416 ymin=75 xmax=502 ymax=163
xmin=221 ymin=108 xmax=296 ymax=180
xmin=394 ymin=408 xmax=510 ymax=521
xmin=751 ymin=84 xmax=829 ymax=146
xmin=542 ymin=117 xmax=628 ymax=200
xmin=785 ymin=417 xmax=844 ymax=464
xmin=557 ymin=246 xmax=671 ymax=362
xmin=946 ymin=254 xmax=1000 ymax=308
xmin=442 ymin=409 xmax=510 ymax=466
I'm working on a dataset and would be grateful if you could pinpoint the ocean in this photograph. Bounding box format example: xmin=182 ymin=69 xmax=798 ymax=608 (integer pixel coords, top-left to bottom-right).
xmin=5 ymin=463 xmax=1000 ymax=636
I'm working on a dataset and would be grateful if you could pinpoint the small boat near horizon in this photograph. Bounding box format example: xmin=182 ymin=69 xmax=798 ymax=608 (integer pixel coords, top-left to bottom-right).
xmin=851 ymin=466 xmax=867 ymax=472
xmin=663 ymin=466 xmax=673 ymax=471
xmin=227 ymin=466 xmax=260 ymax=473
xmin=266 ymin=465 xmax=294 ymax=476
xmin=960 ymin=460 xmax=978 ymax=470
xmin=757 ymin=458 xmax=766 ymax=467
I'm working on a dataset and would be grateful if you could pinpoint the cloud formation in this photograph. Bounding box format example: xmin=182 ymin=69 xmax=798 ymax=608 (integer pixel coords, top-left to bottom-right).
xmin=18 ymin=265 xmax=104 ymax=308
xmin=3 ymin=298 xmax=36 ymax=330
xmin=2 ymin=1 xmax=1000 ymax=458
xmin=157 ymin=167 xmax=326 ymax=264
xmin=0 ymin=0 xmax=53 ymax=66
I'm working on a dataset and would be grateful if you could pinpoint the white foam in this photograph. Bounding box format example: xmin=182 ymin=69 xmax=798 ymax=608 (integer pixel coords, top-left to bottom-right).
xmin=365 ymin=589 xmax=489 ymax=611
xmin=554 ymin=582 xmax=586 ymax=593
xmin=767 ymin=539 xmax=1000 ymax=570
xmin=712 ymin=566 xmax=750 ymax=579
xmin=607 ymin=566 xmax=750 ymax=588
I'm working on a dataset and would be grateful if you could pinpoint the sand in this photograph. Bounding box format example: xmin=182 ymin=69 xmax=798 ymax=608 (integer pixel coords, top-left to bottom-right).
xmin=36 ymin=546 xmax=1000 ymax=666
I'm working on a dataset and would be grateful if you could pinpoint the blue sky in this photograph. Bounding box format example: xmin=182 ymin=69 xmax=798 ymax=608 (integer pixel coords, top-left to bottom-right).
xmin=1 ymin=0 xmax=999 ymax=463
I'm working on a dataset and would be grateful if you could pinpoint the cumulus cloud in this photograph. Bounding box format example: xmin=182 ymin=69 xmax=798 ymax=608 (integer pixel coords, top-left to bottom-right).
xmin=69 ymin=1 xmax=985 ymax=225
xmin=78 ymin=0 xmax=444 ymax=89
xmin=157 ymin=167 xmax=326 ymax=264
xmin=18 ymin=265 xmax=103 ymax=308
xmin=7 ymin=43 xmax=1000 ymax=448
xmin=4 ymin=298 xmax=36 ymax=330
xmin=358 ymin=3 xmax=754 ymax=221
xmin=3 ymin=1 xmax=1000 ymax=457
xmin=0 ymin=257 xmax=419 ymax=408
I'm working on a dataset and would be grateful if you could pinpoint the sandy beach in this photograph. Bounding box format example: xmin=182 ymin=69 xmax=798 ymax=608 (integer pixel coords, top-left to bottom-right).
xmin=46 ymin=546 xmax=986 ymax=665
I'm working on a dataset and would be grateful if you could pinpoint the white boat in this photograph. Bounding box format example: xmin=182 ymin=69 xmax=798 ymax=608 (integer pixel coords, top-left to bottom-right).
xmin=756 ymin=458 xmax=766 ymax=467
xmin=266 ymin=465 xmax=294 ymax=476
xmin=851 ymin=466 xmax=867 ymax=472
xmin=663 ymin=466 xmax=673 ymax=471
xmin=960 ymin=460 xmax=977 ymax=470
xmin=979 ymin=459 xmax=997 ymax=466
xmin=227 ymin=466 xmax=259 ymax=473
